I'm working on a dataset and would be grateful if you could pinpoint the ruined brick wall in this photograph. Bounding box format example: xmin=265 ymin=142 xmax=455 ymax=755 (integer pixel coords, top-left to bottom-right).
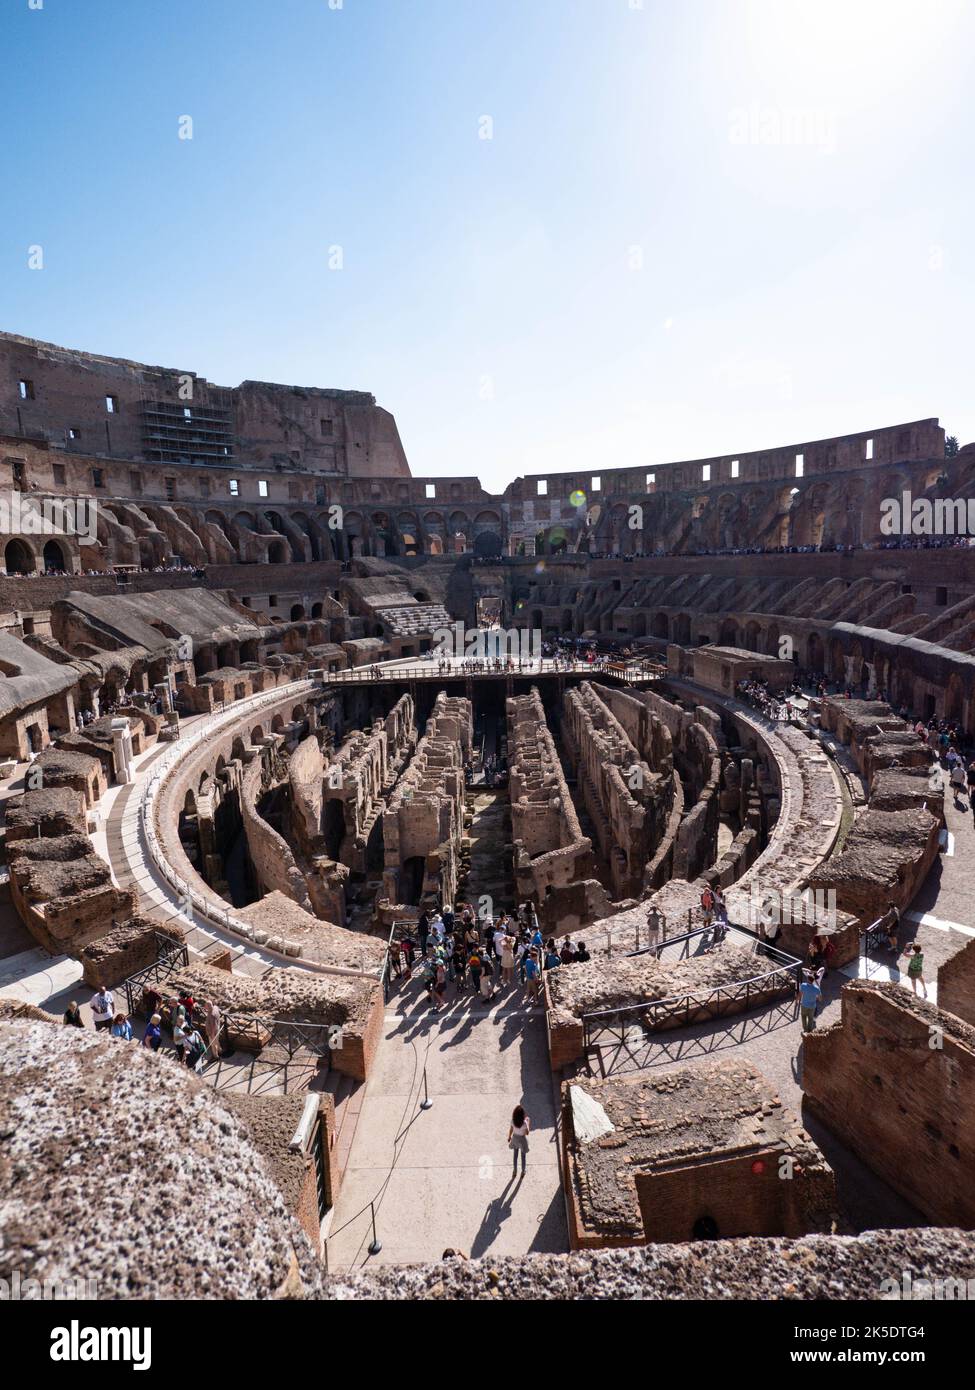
xmin=508 ymin=687 xmax=584 ymax=858
xmin=313 ymin=691 xmax=415 ymax=873
xmin=561 ymin=1062 xmax=836 ymax=1250
xmin=382 ymin=692 xmax=469 ymax=907
xmin=937 ymin=937 xmax=975 ymax=1029
xmin=803 ymin=981 xmax=975 ymax=1227
xmin=241 ymin=754 xmax=317 ymax=914
xmin=80 ymin=916 xmax=185 ymax=989
xmin=506 ymin=687 xmax=600 ymax=921
xmin=811 ymin=697 xmax=942 ymax=926
xmin=0 ymin=333 xmax=409 ymax=479
xmin=561 ymin=681 xmax=675 ymax=899
xmin=167 ymin=960 xmax=384 ymax=1083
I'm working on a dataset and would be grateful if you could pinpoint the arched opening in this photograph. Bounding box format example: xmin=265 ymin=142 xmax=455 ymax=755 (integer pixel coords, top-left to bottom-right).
xmin=807 ymin=632 xmax=825 ymax=672
xmin=652 ymin=612 xmax=669 ymax=640
xmin=43 ymin=539 xmax=67 ymax=573
xmin=371 ymin=513 xmax=399 ymax=557
xmin=178 ymin=790 xmax=200 ymax=868
xmin=473 ymin=530 xmax=503 ymax=559
xmin=4 ymin=539 xmax=35 ymax=575
xmin=290 ymin=604 xmax=306 ymax=622
xmin=401 ymin=855 xmax=426 ymax=906
xmin=691 ymin=1216 xmax=720 ymax=1241
xmin=322 ymin=800 xmax=344 ymax=861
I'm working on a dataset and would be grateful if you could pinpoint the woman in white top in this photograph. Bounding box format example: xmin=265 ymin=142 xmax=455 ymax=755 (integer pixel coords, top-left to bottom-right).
xmin=508 ymin=1105 xmax=530 ymax=1175
xmin=172 ymin=1011 xmax=189 ymax=1063
xmin=500 ymin=934 xmax=516 ymax=985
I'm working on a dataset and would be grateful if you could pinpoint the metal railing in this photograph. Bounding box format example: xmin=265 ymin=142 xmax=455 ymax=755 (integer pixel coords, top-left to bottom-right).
xmin=140 ymin=680 xmax=319 ymax=958
xmin=581 ymin=941 xmax=802 ymax=1050
xmin=322 ymin=659 xmax=661 ymax=686
xmin=121 ymin=934 xmax=191 ymax=1017
xmin=136 ymin=676 xmax=395 ymax=978
xmin=217 ymin=1012 xmax=341 ymax=1061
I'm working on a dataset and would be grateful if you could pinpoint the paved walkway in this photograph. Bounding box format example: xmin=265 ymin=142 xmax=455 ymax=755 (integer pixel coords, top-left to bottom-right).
xmin=325 ymin=973 xmax=567 ymax=1269
xmin=92 ymin=713 xmax=323 ymax=980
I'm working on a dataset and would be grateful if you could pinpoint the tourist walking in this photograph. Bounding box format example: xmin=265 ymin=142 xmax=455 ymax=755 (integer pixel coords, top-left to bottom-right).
xmin=389 ymin=938 xmax=403 ymax=978
xmin=646 ymin=906 xmax=662 ymax=949
xmin=479 ymin=953 xmax=496 ymax=1002
xmin=700 ymin=885 xmax=715 ymax=928
xmin=90 ymin=984 xmax=115 ymax=1032
xmin=451 ymin=941 xmax=467 ymax=990
xmin=904 ymin=944 xmax=927 ymax=998
xmin=950 ymin=759 xmax=967 ymax=804
xmin=524 ymin=948 xmax=541 ymax=1004
xmin=142 ymin=1013 xmax=163 ymax=1050
xmin=508 ymin=1105 xmax=530 ymax=1176
xmin=110 ymin=1013 xmax=133 ymax=1041
xmin=468 ymin=949 xmax=483 ymax=996
xmin=492 ymin=922 xmax=506 ymax=961
xmin=183 ymin=1023 xmax=206 ymax=1069
xmin=63 ymin=1001 xmax=85 ymax=1028
xmin=798 ymin=972 xmax=822 ymax=1032
xmin=885 ymin=901 xmax=901 ymax=952
xmin=172 ymin=1010 xmax=190 ymax=1062
xmin=500 ymin=933 xmax=516 ymax=986
xmin=432 ymin=958 xmax=448 ymax=1011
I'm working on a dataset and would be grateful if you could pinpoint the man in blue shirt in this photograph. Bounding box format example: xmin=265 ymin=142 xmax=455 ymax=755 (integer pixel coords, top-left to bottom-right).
xmin=798 ymin=973 xmax=822 ymax=1032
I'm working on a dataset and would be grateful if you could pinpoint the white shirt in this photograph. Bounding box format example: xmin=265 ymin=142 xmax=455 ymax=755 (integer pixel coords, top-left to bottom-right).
xmin=91 ymin=991 xmax=114 ymax=1024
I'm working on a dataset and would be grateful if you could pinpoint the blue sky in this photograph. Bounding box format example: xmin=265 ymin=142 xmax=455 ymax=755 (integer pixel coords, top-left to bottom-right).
xmin=2 ymin=0 xmax=973 ymax=490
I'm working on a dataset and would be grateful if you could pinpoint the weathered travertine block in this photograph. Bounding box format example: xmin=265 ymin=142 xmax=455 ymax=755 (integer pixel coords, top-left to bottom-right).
xmin=562 ymin=1059 xmax=836 ymax=1249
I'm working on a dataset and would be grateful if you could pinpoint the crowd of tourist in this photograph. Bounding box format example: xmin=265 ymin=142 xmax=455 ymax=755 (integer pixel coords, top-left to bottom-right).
xmin=735 ymin=677 xmax=806 ymax=723
xmin=387 ymin=903 xmax=593 ymax=1011
xmin=876 ymin=535 xmax=971 ymax=551
xmin=4 ymin=562 xmax=210 ymax=580
xmin=63 ymin=982 xmax=222 ymax=1068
